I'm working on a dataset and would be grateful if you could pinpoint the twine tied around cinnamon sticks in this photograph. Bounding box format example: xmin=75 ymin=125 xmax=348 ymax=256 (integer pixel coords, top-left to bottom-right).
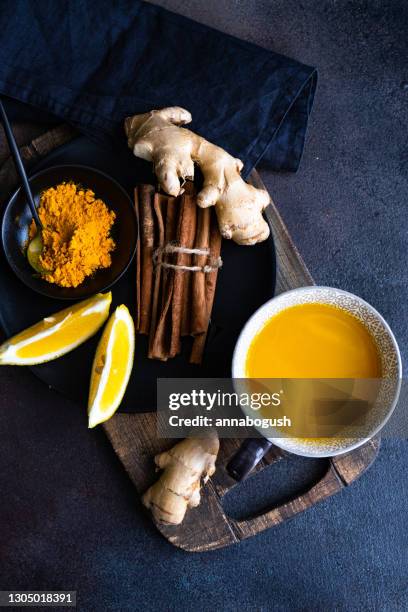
xmin=152 ymin=244 xmax=223 ymax=273
xmin=134 ymin=182 xmax=222 ymax=364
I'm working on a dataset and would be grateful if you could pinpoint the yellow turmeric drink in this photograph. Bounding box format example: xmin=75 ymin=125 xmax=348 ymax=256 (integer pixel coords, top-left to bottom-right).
xmin=245 ymin=303 xmax=381 ymax=379
xmin=245 ymin=303 xmax=382 ymax=439
xmin=29 ymin=182 xmax=115 ymax=288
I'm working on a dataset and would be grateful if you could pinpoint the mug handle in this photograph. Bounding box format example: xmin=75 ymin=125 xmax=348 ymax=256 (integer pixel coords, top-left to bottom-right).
xmin=227 ymin=437 xmax=274 ymax=481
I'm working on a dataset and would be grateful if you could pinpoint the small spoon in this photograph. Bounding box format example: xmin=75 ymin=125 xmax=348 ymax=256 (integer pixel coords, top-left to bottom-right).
xmin=0 ymin=99 xmax=44 ymax=273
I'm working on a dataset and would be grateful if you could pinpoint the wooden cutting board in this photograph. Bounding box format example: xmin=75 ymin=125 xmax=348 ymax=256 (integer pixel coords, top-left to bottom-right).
xmin=103 ymin=171 xmax=380 ymax=552
xmin=0 ymin=129 xmax=380 ymax=552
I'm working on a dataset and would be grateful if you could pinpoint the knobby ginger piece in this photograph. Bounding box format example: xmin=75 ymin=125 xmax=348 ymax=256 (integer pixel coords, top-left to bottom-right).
xmin=142 ymin=433 xmax=220 ymax=525
xmin=124 ymin=107 xmax=270 ymax=245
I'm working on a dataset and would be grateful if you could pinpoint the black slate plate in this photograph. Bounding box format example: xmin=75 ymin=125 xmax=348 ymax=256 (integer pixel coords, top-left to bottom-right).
xmin=0 ymin=136 xmax=276 ymax=412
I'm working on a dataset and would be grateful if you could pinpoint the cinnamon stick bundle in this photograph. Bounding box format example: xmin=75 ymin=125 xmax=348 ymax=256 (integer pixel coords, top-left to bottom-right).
xmin=135 ymin=182 xmax=222 ymax=364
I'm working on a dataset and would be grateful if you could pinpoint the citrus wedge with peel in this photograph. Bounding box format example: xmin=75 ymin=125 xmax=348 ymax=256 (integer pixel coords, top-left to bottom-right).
xmin=88 ymin=305 xmax=135 ymax=428
xmin=0 ymin=292 xmax=112 ymax=366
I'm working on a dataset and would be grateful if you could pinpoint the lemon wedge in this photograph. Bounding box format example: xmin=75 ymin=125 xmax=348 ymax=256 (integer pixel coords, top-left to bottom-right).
xmin=88 ymin=305 xmax=135 ymax=428
xmin=0 ymin=292 xmax=112 ymax=366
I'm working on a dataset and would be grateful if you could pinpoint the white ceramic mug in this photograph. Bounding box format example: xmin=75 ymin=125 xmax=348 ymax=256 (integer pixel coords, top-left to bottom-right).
xmin=230 ymin=286 xmax=401 ymax=472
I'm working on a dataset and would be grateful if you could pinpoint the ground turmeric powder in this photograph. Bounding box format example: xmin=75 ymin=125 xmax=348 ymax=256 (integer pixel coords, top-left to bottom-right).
xmin=29 ymin=182 xmax=116 ymax=288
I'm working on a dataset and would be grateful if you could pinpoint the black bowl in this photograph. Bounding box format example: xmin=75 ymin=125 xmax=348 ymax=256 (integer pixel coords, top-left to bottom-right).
xmin=1 ymin=164 xmax=137 ymax=300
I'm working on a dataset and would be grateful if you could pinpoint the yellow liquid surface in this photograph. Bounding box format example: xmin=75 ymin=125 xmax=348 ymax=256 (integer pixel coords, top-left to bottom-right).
xmin=245 ymin=303 xmax=381 ymax=379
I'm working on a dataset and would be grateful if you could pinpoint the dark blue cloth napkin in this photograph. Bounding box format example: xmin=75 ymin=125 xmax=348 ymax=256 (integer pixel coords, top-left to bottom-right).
xmin=0 ymin=0 xmax=316 ymax=176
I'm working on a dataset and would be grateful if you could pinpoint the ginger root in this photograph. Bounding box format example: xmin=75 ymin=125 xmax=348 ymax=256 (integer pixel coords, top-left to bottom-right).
xmin=142 ymin=434 xmax=219 ymax=525
xmin=124 ymin=107 xmax=270 ymax=245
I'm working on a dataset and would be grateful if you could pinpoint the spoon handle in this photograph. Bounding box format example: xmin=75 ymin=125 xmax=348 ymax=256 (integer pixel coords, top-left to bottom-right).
xmin=0 ymin=99 xmax=42 ymax=228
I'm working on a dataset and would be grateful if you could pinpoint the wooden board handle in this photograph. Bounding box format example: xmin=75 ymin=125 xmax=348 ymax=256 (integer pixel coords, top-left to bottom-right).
xmin=221 ymin=461 xmax=343 ymax=539
xmin=210 ymin=438 xmax=380 ymax=544
xmin=211 ymin=445 xmax=340 ymax=533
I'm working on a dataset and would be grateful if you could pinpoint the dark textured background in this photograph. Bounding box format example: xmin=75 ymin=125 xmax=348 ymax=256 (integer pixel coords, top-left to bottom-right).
xmin=1 ymin=1 xmax=407 ymax=610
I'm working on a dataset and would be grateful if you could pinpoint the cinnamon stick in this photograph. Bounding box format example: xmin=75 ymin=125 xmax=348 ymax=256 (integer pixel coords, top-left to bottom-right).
xmin=149 ymin=282 xmax=174 ymax=360
xmin=148 ymin=193 xmax=166 ymax=358
xmin=134 ymin=188 xmax=141 ymax=332
xmin=181 ymin=183 xmax=198 ymax=336
xmin=189 ymin=328 xmax=207 ymax=365
xmin=161 ymin=197 xmax=177 ymax=310
xmin=169 ymin=191 xmax=197 ymax=356
xmin=190 ymin=211 xmax=222 ymax=364
xmin=149 ymin=195 xmax=180 ymax=360
xmin=138 ymin=184 xmax=155 ymax=334
xmin=190 ymin=206 xmax=211 ymax=335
